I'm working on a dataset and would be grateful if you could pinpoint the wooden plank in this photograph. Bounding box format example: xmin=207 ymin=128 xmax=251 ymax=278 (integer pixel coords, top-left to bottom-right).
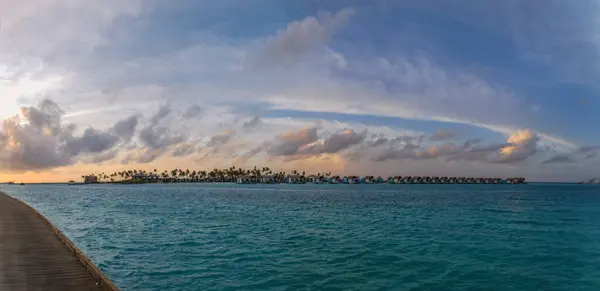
xmin=0 ymin=192 xmax=120 ymax=291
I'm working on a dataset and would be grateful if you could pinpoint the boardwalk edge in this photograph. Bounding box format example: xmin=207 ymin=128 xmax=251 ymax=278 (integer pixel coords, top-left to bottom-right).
xmin=6 ymin=194 xmax=120 ymax=291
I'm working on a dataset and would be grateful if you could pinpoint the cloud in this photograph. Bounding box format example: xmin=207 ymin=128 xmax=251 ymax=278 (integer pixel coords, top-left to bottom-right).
xmin=138 ymin=126 xmax=184 ymax=150
xmin=117 ymin=104 xmax=187 ymax=163
xmin=0 ymin=99 xmax=130 ymax=171
xmin=539 ymin=144 xmax=600 ymax=164
xmin=372 ymin=129 xmax=541 ymax=165
xmin=242 ymin=116 xmax=262 ymax=130
xmin=267 ymin=127 xmax=319 ymax=157
xmin=543 ymin=154 xmax=575 ymax=164
xmin=304 ymin=128 xmax=368 ymax=154
xmin=182 ymin=105 xmax=203 ymax=119
xmin=171 ymin=142 xmax=199 ymax=157
xmin=418 ymin=144 xmax=460 ymax=159
xmin=392 ymin=1 xmax=600 ymax=87
xmin=368 ymin=135 xmax=390 ymax=147
xmin=10 ymin=3 xmax=572 ymax=159
xmin=234 ymin=142 xmax=270 ymax=164
xmin=255 ymin=7 xmax=355 ymax=66
xmin=207 ymin=129 xmax=235 ymax=147
xmin=501 ymin=1 xmax=600 ymax=86
xmin=64 ymin=128 xmax=120 ymax=156
xmin=82 ymin=149 xmax=119 ymax=164
xmin=1 ymin=2 xmax=595 ymax=182
xmin=0 ymin=0 xmax=143 ymax=61
xmin=238 ymin=122 xmax=417 ymax=163
xmin=111 ymin=115 xmax=139 ymax=141
xmin=150 ymin=104 xmax=172 ymax=125
xmin=137 ymin=105 xmax=184 ymax=150
xmin=373 ymin=142 xmax=460 ymax=162
xmin=121 ymin=148 xmax=164 ymax=164
xmin=323 ymin=129 xmax=367 ymax=153
xmin=493 ymin=130 xmax=540 ymax=163
xmin=260 ymin=52 xmax=540 ymax=146
xmin=461 ymin=138 xmax=484 ymax=149
xmin=429 ymin=129 xmax=457 ymax=141
xmin=576 ymin=146 xmax=600 ymax=154
xmin=373 ymin=146 xmax=415 ymax=162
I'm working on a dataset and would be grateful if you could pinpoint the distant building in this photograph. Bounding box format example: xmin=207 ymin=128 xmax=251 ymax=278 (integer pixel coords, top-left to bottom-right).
xmin=84 ymin=175 xmax=98 ymax=184
xmin=307 ymin=175 xmax=325 ymax=184
xmin=362 ymin=176 xmax=375 ymax=184
xmin=285 ymin=175 xmax=303 ymax=184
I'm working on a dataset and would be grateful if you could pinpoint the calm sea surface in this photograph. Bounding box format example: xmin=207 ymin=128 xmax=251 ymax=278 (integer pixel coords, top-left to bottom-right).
xmin=2 ymin=183 xmax=600 ymax=290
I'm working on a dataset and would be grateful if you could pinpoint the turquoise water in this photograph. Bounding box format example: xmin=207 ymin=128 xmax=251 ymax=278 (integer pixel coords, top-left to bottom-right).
xmin=3 ymin=183 xmax=600 ymax=290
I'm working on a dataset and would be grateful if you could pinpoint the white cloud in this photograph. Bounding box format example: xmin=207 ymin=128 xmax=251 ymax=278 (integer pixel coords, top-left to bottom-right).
xmin=0 ymin=0 xmax=144 ymax=59
xmin=253 ymin=7 xmax=355 ymax=66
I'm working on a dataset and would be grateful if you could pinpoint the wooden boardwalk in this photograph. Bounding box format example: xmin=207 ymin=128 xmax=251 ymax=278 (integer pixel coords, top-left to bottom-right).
xmin=0 ymin=192 xmax=119 ymax=291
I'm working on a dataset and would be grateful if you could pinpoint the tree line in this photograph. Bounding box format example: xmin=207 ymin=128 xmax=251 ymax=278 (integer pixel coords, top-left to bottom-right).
xmin=82 ymin=166 xmax=333 ymax=183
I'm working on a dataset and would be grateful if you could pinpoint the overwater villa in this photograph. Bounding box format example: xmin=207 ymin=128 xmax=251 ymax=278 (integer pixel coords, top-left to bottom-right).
xmin=286 ymin=175 xmax=305 ymax=184
xmin=329 ymin=176 xmax=341 ymax=184
xmin=345 ymin=176 xmax=359 ymax=184
xmin=308 ymin=175 xmax=327 ymax=184
xmin=362 ymin=176 xmax=375 ymax=184
xmin=506 ymin=177 xmax=526 ymax=184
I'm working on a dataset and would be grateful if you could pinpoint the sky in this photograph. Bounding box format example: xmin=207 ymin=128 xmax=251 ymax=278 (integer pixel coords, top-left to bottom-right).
xmin=1 ymin=0 xmax=599 ymax=182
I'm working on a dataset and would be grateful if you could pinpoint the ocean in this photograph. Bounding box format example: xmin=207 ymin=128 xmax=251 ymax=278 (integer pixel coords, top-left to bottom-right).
xmin=2 ymin=183 xmax=600 ymax=290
